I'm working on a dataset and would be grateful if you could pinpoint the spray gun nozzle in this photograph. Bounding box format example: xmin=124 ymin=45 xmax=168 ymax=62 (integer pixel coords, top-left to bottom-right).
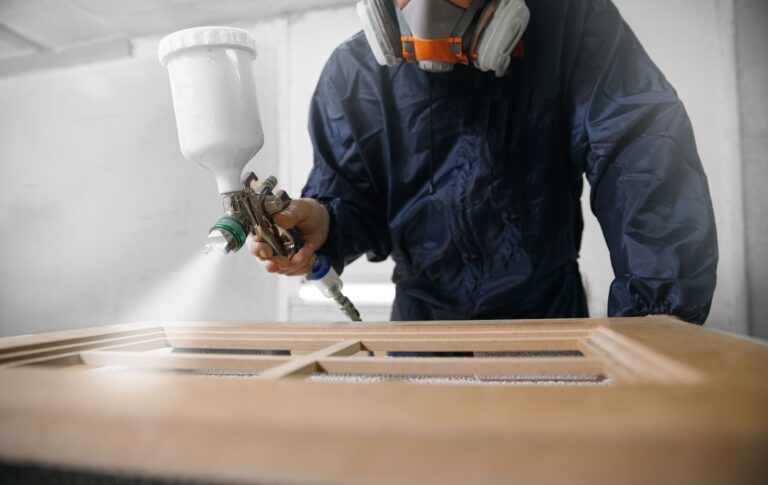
xmin=205 ymin=215 xmax=249 ymax=254
xmin=203 ymin=230 xmax=234 ymax=254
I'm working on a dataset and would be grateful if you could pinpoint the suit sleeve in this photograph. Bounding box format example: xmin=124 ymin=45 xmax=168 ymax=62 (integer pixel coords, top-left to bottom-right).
xmin=567 ymin=0 xmax=718 ymax=323
xmin=301 ymin=54 xmax=391 ymax=274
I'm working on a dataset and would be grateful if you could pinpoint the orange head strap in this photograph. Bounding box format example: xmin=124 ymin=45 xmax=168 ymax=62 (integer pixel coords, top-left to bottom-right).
xmin=400 ymin=36 xmax=524 ymax=66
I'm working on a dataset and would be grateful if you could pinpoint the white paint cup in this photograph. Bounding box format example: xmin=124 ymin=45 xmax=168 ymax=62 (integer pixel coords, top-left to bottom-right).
xmin=159 ymin=26 xmax=263 ymax=194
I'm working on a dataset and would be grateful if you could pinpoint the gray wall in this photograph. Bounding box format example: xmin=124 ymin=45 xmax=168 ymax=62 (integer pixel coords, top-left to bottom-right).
xmin=735 ymin=0 xmax=768 ymax=338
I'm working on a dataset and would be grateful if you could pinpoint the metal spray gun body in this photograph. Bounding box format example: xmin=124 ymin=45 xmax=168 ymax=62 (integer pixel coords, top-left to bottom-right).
xmin=207 ymin=173 xmax=361 ymax=322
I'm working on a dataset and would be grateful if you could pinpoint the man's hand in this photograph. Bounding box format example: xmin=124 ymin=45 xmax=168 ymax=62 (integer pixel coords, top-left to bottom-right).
xmin=247 ymin=198 xmax=330 ymax=276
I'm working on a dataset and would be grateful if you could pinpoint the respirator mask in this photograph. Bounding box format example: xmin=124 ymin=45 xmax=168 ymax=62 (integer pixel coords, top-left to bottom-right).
xmin=357 ymin=0 xmax=529 ymax=76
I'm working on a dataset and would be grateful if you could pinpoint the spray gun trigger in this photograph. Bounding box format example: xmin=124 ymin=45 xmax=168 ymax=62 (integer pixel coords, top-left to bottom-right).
xmin=242 ymin=172 xmax=259 ymax=188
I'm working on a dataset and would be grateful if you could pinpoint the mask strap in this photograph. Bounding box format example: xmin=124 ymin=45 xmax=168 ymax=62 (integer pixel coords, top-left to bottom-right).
xmin=451 ymin=0 xmax=485 ymax=55
xmin=396 ymin=7 xmax=418 ymax=60
xmin=469 ymin=0 xmax=497 ymax=58
xmin=376 ymin=0 xmax=403 ymax=58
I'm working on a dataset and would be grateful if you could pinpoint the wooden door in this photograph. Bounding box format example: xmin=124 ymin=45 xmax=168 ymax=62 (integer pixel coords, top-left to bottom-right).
xmin=1 ymin=316 xmax=767 ymax=483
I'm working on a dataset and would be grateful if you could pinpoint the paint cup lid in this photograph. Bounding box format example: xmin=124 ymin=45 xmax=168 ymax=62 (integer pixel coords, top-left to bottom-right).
xmin=158 ymin=26 xmax=257 ymax=66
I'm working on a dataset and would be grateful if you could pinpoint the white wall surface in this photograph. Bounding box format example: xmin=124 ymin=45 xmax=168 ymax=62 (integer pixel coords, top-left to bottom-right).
xmin=0 ymin=0 xmax=750 ymax=336
xmin=735 ymin=0 xmax=768 ymax=339
xmin=0 ymin=18 xmax=288 ymax=336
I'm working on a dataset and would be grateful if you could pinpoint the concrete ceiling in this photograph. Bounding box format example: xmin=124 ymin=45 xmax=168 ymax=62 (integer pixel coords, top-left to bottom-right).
xmin=0 ymin=0 xmax=356 ymax=76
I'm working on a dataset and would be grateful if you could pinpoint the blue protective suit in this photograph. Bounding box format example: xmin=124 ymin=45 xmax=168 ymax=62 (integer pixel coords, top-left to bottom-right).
xmin=302 ymin=0 xmax=718 ymax=324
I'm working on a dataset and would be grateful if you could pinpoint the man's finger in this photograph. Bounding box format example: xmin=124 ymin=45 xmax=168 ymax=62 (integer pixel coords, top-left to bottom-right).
xmin=265 ymin=261 xmax=280 ymax=273
xmin=284 ymin=266 xmax=311 ymax=277
xmin=273 ymin=201 xmax=306 ymax=229
xmin=271 ymin=255 xmax=291 ymax=270
xmin=245 ymin=234 xmax=274 ymax=259
xmin=290 ymin=246 xmax=314 ymax=268
xmin=283 ymin=258 xmax=313 ymax=276
xmin=248 ymin=241 xmax=274 ymax=260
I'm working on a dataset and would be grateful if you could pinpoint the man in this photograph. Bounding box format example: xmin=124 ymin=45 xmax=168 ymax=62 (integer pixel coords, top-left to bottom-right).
xmin=249 ymin=0 xmax=718 ymax=324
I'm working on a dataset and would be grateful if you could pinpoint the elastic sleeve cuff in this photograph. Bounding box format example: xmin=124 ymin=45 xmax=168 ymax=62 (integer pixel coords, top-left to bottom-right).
xmin=607 ymin=276 xmax=714 ymax=325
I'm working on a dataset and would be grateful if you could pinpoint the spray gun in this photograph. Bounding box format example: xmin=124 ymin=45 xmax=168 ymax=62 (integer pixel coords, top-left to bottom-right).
xmin=206 ymin=173 xmax=361 ymax=321
xmin=158 ymin=26 xmax=360 ymax=321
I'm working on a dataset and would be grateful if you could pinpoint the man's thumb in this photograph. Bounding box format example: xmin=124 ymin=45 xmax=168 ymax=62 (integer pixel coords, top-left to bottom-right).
xmin=273 ymin=202 xmax=302 ymax=229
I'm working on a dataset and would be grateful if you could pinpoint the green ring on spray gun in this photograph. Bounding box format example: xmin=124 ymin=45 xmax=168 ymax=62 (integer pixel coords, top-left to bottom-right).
xmin=209 ymin=215 xmax=248 ymax=250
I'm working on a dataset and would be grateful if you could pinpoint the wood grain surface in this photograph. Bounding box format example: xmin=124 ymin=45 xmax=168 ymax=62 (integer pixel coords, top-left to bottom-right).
xmin=0 ymin=316 xmax=766 ymax=484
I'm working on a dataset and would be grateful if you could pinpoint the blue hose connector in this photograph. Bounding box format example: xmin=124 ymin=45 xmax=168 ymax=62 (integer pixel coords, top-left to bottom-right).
xmin=306 ymin=254 xmax=332 ymax=281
